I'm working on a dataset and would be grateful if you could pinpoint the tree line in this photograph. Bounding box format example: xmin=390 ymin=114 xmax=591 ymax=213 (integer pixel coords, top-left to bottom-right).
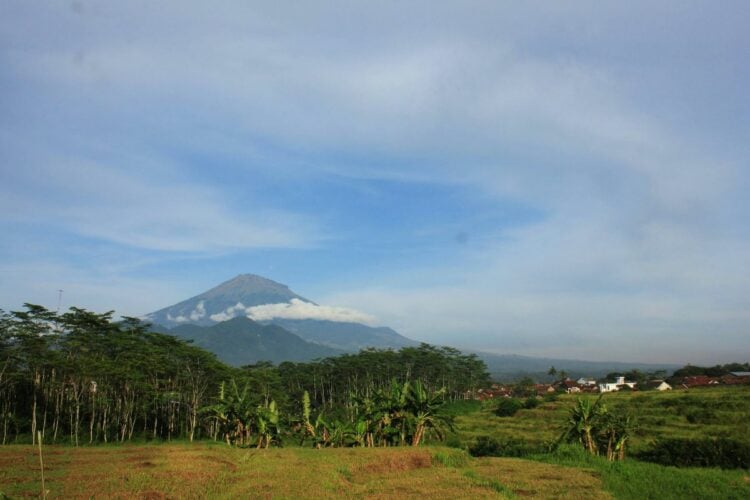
xmin=0 ymin=304 xmax=490 ymax=447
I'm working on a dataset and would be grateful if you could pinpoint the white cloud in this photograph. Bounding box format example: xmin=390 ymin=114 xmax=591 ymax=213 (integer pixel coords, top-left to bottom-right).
xmin=189 ymin=301 xmax=206 ymax=321
xmin=206 ymin=298 xmax=376 ymax=324
xmin=244 ymin=298 xmax=376 ymax=325
xmin=209 ymin=302 xmax=247 ymax=322
xmin=167 ymin=301 xmax=206 ymax=323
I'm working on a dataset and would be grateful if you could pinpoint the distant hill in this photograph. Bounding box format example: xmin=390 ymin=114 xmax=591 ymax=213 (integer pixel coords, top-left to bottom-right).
xmin=475 ymin=352 xmax=680 ymax=382
xmin=145 ymin=273 xmax=679 ymax=376
xmin=151 ymin=316 xmax=342 ymax=366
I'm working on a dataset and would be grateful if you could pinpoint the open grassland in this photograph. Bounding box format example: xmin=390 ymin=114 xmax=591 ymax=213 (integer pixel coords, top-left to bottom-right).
xmin=2 ymin=442 xmax=748 ymax=499
xmin=2 ymin=387 xmax=749 ymax=499
xmin=0 ymin=444 xmax=611 ymax=499
xmin=453 ymin=386 xmax=750 ymax=454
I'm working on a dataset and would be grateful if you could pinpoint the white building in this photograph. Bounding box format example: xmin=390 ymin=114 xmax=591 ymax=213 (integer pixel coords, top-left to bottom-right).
xmin=598 ymin=376 xmax=637 ymax=393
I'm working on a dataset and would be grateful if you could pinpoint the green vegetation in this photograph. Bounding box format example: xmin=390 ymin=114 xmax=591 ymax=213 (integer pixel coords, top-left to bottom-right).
xmin=537 ymin=444 xmax=750 ymax=499
xmin=2 ymin=303 xmax=749 ymax=497
xmin=0 ymin=303 xmax=489 ymax=447
xmin=672 ymin=362 xmax=750 ymax=378
xmin=0 ymin=444 xmax=618 ymax=498
xmin=638 ymin=437 xmax=750 ymax=469
xmin=455 ymin=386 xmax=750 ymax=455
xmin=557 ymin=395 xmax=637 ymax=461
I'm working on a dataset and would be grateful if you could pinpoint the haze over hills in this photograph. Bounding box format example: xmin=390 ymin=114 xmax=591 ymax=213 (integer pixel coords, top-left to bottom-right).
xmin=146 ymin=274 xmax=678 ymax=375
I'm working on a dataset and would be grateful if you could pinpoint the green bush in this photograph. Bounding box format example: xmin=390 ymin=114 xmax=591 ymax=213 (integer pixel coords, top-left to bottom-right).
xmin=638 ymin=438 xmax=750 ymax=469
xmin=494 ymin=398 xmax=523 ymax=417
xmin=468 ymin=435 xmax=502 ymax=456
xmin=685 ymin=408 xmax=717 ymax=424
xmin=543 ymin=393 xmax=559 ymax=403
xmin=468 ymin=435 xmax=541 ymax=457
xmin=524 ymin=396 xmax=541 ymax=409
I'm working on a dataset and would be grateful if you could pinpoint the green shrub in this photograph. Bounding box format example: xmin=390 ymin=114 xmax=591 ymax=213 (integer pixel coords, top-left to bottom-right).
xmin=439 ymin=400 xmax=482 ymax=416
xmin=443 ymin=433 xmax=464 ymax=449
xmin=638 ymin=438 xmax=750 ymax=469
xmin=494 ymin=398 xmax=523 ymax=417
xmin=468 ymin=435 xmax=541 ymax=457
xmin=524 ymin=396 xmax=540 ymax=409
xmin=543 ymin=393 xmax=559 ymax=403
xmin=468 ymin=435 xmax=502 ymax=456
xmin=685 ymin=408 xmax=717 ymax=424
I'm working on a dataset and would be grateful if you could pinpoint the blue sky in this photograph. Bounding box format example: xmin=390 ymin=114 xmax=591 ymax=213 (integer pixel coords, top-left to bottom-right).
xmin=1 ymin=1 xmax=749 ymax=363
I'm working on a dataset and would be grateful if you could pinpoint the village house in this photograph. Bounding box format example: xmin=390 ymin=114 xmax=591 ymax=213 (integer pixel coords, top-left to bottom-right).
xmin=475 ymin=384 xmax=511 ymax=400
xmin=598 ymin=376 xmax=637 ymax=393
xmin=720 ymin=372 xmax=750 ymax=385
xmin=647 ymin=380 xmax=672 ymax=391
xmin=534 ymin=383 xmax=556 ymax=396
xmin=679 ymin=375 xmax=721 ymax=388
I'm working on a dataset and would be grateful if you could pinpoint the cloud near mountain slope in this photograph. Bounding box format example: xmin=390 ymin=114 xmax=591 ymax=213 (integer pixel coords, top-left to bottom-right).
xmin=208 ymin=298 xmax=376 ymax=325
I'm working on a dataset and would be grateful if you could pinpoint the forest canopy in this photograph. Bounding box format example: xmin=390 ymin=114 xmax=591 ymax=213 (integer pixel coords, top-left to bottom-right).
xmin=0 ymin=304 xmax=489 ymax=446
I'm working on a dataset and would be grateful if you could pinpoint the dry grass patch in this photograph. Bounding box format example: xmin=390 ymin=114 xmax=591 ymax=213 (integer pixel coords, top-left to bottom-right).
xmin=472 ymin=457 xmax=611 ymax=499
xmin=0 ymin=444 xmax=613 ymax=498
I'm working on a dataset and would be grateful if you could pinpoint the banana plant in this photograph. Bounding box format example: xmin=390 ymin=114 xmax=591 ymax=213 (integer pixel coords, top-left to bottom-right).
xmin=558 ymin=395 xmax=607 ymax=455
xmin=599 ymin=412 xmax=636 ymax=461
xmin=256 ymin=399 xmax=280 ymax=449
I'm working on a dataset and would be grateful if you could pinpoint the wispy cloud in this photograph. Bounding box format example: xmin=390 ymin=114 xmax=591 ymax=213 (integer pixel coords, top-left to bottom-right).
xmin=0 ymin=155 xmax=320 ymax=252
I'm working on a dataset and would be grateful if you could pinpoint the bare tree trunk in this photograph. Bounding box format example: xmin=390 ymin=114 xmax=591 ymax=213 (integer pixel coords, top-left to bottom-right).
xmin=31 ymin=394 xmax=37 ymax=445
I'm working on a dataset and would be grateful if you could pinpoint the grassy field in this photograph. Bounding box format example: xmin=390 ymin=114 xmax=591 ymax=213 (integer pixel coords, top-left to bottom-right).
xmin=0 ymin=443 xmax=611 ymax=498
xmin=2 ymin=387 xmax=749 ymax=498
xmin=453 ymin=385 xmax=750 ymax=454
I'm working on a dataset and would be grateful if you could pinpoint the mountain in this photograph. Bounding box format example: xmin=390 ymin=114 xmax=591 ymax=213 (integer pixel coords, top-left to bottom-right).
xmin=146 ymin=273 xmax=678 ymax=376
xmin=145 ymin=274 xmax=420 ymax=357
xmin=146 ymin=274 xmax=311 ymax=327
xmin=152 ymin=316 xmax=342 ymax=366
xmin=266 ymin=318 xmax=418 ymax=351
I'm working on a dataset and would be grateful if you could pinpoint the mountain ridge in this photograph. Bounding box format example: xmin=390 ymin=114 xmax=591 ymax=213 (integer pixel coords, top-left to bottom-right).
xmin=151 ymin=316 xmax=342 ymax=366
xmin=146 ymin=274 xmax=311 ymax=327
xmin=145 ymin=274 xmax=679 ymax=375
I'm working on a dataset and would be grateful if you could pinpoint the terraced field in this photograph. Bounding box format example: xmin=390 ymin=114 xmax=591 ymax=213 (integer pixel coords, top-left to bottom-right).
xmin=454 ymin=385 xmax=750 ymax=454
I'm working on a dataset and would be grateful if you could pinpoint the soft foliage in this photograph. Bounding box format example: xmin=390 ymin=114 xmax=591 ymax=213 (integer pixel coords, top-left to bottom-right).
xmin=494 ymin=398 xmax=524 ymax=417
xmin=557 ymin=396 xmax=637 ymax=461
xmin=0 ymin=304 xmax=480 ymax=448
xmin=637 ymin=438 xmax=750 ymax=469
